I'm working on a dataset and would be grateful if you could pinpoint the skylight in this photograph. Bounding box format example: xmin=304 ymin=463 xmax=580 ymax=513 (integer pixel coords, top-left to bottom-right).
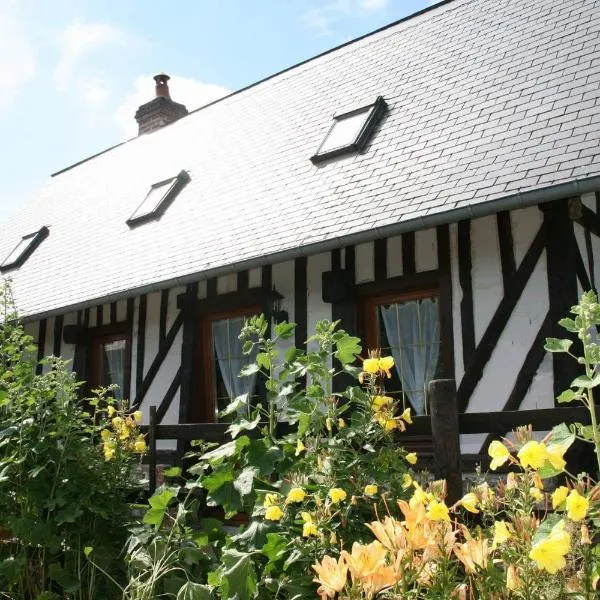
xmin=127 ymin=170 xmax=190 ymax=227
xmin=0 ymin=227 xmax=49 ymax=272
xmin=311 ymin=96 xmax=387 ymax=164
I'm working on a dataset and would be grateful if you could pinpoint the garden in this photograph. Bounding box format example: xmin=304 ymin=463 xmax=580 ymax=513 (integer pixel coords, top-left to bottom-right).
xmin=1 ymin=284 xmax=600 ymax=599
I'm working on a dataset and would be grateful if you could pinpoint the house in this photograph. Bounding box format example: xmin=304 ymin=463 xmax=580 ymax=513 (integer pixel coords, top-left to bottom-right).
xmin=1 ymin=0 xmax=599 ymax=457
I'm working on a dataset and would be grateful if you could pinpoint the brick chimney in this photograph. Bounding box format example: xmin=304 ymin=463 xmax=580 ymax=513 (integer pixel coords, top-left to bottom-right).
xmin=135 ymin=74 xmax=188 ymax=135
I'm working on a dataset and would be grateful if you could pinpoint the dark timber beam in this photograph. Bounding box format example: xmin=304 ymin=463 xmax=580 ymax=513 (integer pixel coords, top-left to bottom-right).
xmin=437 ymin=225 xmax=455 ymax=379
xmin=457 ymin=220 xmax=475 ymax=367
xmin=496 ymin=211 xmax=516 ymax=291
xmin=178 ymin=282 xmax=198 ymax=427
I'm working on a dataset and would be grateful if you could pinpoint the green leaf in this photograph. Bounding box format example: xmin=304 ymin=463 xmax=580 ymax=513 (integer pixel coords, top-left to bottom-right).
xmin=262 ymin=533 xmax=287 ymax=563
xmin=219 ymin=394 xmax=249 ymax=418
xmin=547 ymin=422 xmax=575 ymax=449
xmin=234 ymin=466 xmax=257 ymax=498
xmin=544 ymin=338 xmax=572 ymax=353
xmin=285 ymin=346 xmax=299 ymax=363
xmin=143 ymin=487 xmax=177 ymax=530
xmin=162 ymin=466 xmax=182 ymax=478
xmin=532 ymin=513 xmax=563 ymax=544
xmin=275 ymin=322 xmax=296 ymax=339
xmin=247 ymin=439 xmax=282 ymax=476
xmin=571 ymin=373 xmax=600 ymax=388
xmin=334 ymin=334 xmax=362 ymax=365
xmin=558 ymin=317 xmax=578 ymax=333
xmin=297 ymin=413 xmax=311 ymax=438
xmin=202 ymin=466 xmax=243 ymax=516
xmin=177 ymin=581 xmax=213 ymax=600
xmin=240 ymin=363 xmax=260 ymax=376
xmin=201 ymin=436 xmax=250 ymax=463
xmin=83 ymin=546 xmax=93 ymax=557
xmin=220 ymin=549 xmax=257 ymax=600
xmin=557 ymin=389 xmax=578 ymax=403
xmin=256 ymin=352 xmax=271 ymax=370
xmin=228 ymin=414 xmax=261 ymax=439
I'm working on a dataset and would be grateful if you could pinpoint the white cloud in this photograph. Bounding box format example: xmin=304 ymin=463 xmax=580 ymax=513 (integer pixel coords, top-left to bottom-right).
xmin=114 ymin=74 xmax=230 ymax=139
xmin=303 ymin=0 xmax=390 ymax=36
xmin=54 ymin=20 xmax=135 ymax=89
xmin=0 ymin=2 xmax=35 ymax=114
xmin=80 ymin=77 xmax=110 ymax=107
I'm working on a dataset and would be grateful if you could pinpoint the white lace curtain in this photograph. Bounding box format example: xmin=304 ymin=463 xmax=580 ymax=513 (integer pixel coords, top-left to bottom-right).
xmin=380 ymin=297 xmax=440 ymax=415
xmin=212 ymin=316 xmax=258 ymax=416
xmin=102 ymin=339 xmax=126 ymax=400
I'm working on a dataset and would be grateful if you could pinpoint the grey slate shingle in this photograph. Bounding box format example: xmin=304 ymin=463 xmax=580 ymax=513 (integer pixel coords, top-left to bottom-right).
xmin=1 ymin=0 xmax=600 ymax=319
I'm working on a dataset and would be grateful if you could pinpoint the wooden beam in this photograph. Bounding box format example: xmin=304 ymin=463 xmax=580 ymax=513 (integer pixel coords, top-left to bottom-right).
xmin=294 ymin=256 xmax=308 ymax=348
xmin=496 ymin=211 xmax=516 ymax=291
xmin=135 ymin=295 xmax=147 ymax=399
xmin=457 ymin=224 xmax=545 ymax=411
xmin=36 ymin=319 xmax=47 ymax=375
xmin=585 ymin=226 xmax=596 ymax=290
xmin=437 ymin=224 xmax=455 ymax=379
xmin=402 ymin=231 xmax=415 ymax=275
xmin=53 ymin=315 xmax=63 ymax=357
xmin=178 ymin=282 xmax=198 ymax=428
xmin=237 ymin=269 xmax=249 ymax=291
xmin=96 ymin=305 xmax=103 ymax=328
xmin=110 ymin=302 xmax=117 ymax=324
xmin=159 ymin=289 xmax=169 ymax=345
xmin=457 ymin=220 xmax=475 ymax=367
xmin=576 ymin=204 xmax=600 ymax=238
xmin=576 ymin=246 xmax=592 ymax=292
xmin=374 ymin=238 xmax=387 ymax=281
xmin=156 ymin=367 xmax=182 ymax=424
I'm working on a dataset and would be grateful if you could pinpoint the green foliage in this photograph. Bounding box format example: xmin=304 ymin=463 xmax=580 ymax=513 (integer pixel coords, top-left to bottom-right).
xmin=0 ymin=285 xmax=141 ymax=599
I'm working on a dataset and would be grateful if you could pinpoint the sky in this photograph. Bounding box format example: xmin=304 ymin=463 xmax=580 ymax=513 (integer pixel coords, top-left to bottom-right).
xmin=0 ymin=0 xmax=433 ymax=224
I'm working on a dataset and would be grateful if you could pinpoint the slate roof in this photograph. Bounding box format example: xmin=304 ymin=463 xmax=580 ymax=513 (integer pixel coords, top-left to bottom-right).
xmin=3 ymin=0 xmax=600 ymax=319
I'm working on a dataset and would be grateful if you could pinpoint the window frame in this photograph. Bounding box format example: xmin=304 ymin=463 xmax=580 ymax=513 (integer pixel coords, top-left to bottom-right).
xmin=0 ymin=226 xmax=49 ymax=272
xmin=310 ymin=96 xmax=387 ymax=164
xmin=126 ymin=169 xmax=190 ymax=228
xmin=86 ymin=322 xmax=132 ymax=400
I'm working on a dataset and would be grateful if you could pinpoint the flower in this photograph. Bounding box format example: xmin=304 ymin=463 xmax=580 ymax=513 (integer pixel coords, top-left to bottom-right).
xmin=459 ymin=492 xmax=479 ymax=514
xmin=265 ymin=505 xmax=283 ymax=521
xmin=552 ymin=486 xmax=569 ymax=509
xmin=426 ymin=500 xmax=450 ymax=522
xmin=367 ymin=516 xmax=406 ymax=551
xmin=103 ymin=441 xmax=116 ymax=461
xmin=378 ymin=356 xmax=394 ymax=377
xmin=400 ymin=407 xmax=412 ymax=424
xmin=329 ymin=488 xmax=347 ymax=504
xmin=295 ymin=439 xmax=305 ymax=456
xmin=371 ymin=395 xmax=393 ymax=412
xmin=364 ymin=484 xmax=378 ymax=496
xmin=529 ymin=520 xmax=571 ymax=574
xmin=134 ymin=435 xmax=146 ymax=453
xmin=517 ymin=441 xmax=548 ymax=470
xmin=492 ymin=520 xmax=512 ymax=548
xmin=402 ymin=473 xmax=413 ymax=489
xmin=132 ymin=410 xmax=143 ymax=423
xmin=312 ymin=555 xmax=348 ymax=598
xmin=111 ymin=416 xmax=124 ymax=429
xmin=100 ymin=428 xmax=111 ymax=441
xmin=303 ymin=522 xmax=319 ymax=537
xmin=363 ymin=358 xmax=380 ymax=374
xmin=546 ymin=444 xmax=566 ymax=471
xmin=286 ymin=487 xmax=306 ymax=503
xmin=337 ymin=418 xmax=346 ymax=429
xmin=454 ymin=535 xmax=489 ymax=574
xmin=488 ymin=441 xmax=510 ymax=470
xmin=107 ymin=405 xmax=116 ymax=417
xmin=506 ymin=472 xmax=518 ymax=489
xmin=342 ymin=541 xmax=387 ymax=579
xmin=263 ymin=493 xmax=279 ymax=508
xmin=406 ymin=452 xmax=417 ymax=465
xmin=566 ymin=489 xmax=589 ymax=521
xmin=529 ymin=487 xmax=544 ymax=502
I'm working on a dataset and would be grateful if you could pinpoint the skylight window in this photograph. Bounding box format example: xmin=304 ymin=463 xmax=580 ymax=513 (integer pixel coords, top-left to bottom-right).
xmin=0 ymin=227 xmax=49 ymax=272
xmin=127 ymin=170 xmax=190 ymax=227
xmin=311 ymin=96 xmax=387 ymax=164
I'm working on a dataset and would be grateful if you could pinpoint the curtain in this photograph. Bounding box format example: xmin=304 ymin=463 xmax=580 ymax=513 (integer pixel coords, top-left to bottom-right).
xmin=102 ymin=339 xmax=126 ymax=399
xmin=212 ymin=316 xmax=258 ymax=415
xmin=380 ymin=298 xmax=440 ymax=415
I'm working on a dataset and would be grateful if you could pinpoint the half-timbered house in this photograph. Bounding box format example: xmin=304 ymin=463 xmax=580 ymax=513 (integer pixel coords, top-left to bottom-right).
xmin=1 ymin=0 xmax=599 ymax=457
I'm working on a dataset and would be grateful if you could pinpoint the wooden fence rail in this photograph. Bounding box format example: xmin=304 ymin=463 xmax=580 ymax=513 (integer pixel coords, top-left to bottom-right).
xmin=142 ymin=383 xmax=592 ymax=498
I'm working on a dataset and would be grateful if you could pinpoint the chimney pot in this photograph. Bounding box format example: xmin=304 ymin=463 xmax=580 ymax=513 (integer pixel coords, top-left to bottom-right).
xmin=154 ymin=73 xmax=171 ymax=98
xmin=135 ymin=73 xmax=188 ymax=135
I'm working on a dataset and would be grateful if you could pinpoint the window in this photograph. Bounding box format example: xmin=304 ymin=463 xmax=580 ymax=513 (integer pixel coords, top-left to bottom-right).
xmin=363 ymin=290 xmax=441 ymax=415
xmin=311 ymin=96 xmax=387 ymax=163
xmin=126 ymin=170 xmax=190 ymax=227
xmin=88 ymin=327 xmax=131 ymax=400
xmin=199 ymin=308 xmax=262 ymax=423
xmin=0 ymin=226 xmax=49 ymax=272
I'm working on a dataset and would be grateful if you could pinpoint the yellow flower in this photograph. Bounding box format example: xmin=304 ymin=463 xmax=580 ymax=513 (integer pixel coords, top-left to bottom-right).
xmin=492 ymin=520 xmax=512 ymax=548
xmin=263 ymin=493 xmax=279 ymax=508
xmin=342 ymin=541 xmax=387 ymax=579
xmin=301 ymin=511 xmax=313 ymax=522
xmin=338 ymin=418 xmax=346 ymax=429
xmin=364 ymin=484 xmax=378 ymax=496
xmin=295 ymin=439 xmax=305 ymax=456
xmin=363 ymin=358 xmax=380 ymax=374
xmin=312 ymin=555 xmax=348 ymax=597
xmin=506 ymin=565 xmax=522 ymax=591
xmin=406 ymin=452 xmax=417 ymax=465
xmin=378 ymin=356 xmax=394 ymax=378
xmin=552 ymin=486 xmax=569 ymax=509
xmin=566 ymin=489 xmax=589 ymax=521
xmin=454 ymin=535 xmax=490 ymax=574
xmin=382 ymin=417 xmax=398 ymax=431
xmin=134 ymin=435 xmax=146 ymax=453
xmin=488 ymin=440 xmax=510 ymax=470
xmin=426 ymin=499 xmax=450 ymax=522
xmin=328 ymin=488 xmax=347 ymax=504
xmin=111 ymin=416 xmax=124 ymax=429
xmin=517 ymin=441 xmax=548 ymax=470
xmin=546 ymin=444 xmax=566 ymax=471
xmin=459 ymin=492 xmax=479 ymax=514
xmin=402 ymin=473 xmax=413 ymax=489
xmin=265 ymin=505 xmax=283 ymax=521
xmin=132 ymin=410 xmax=143 ymax=423
xmin=371 ymin=395 xmax=393 ymax=412
xmin=410 ymin=484 xmax=432 ymax=508
xmin=529 ymin=487 xmax=544 ymax=502
xmin=529 ymin=521 xmax=571 ymax=574
xmin=303 ymin=522 xmax=318 ymax=537
xmin=100 ymin=428 xmax=111 ymax=441
xmin=103 ymin=441 xmax=116 ymax=461
xmin=400 ymin=407 xmax=412 ymax=424
xmin=107 ymin=405 xmax=116 ymax=417
xmin=286 ymin=487 xmax=306 ymax=503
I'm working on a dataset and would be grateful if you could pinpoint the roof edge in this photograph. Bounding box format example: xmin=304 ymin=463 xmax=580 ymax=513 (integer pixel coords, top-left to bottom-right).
xmin=21 ymin=174 xmax=600 ymax=323
xmin=51 ymin=0 xmax=456 ymax=178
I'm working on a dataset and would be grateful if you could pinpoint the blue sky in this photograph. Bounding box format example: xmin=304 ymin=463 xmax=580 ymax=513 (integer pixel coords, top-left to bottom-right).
xmin=0 ymin=0 xmax=432 ymax=223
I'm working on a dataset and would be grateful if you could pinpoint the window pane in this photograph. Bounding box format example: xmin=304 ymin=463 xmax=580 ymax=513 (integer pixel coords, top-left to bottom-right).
xmin=99 ymin=338 xmax=126 ymax=399
xmin=377 ymin=296 xmax=441 ymax=415
xmin=131 ymin=179 xmax=174 ymax=220
xmin=320 ymin=108 xmax=371 ymax=153
xmin=211 ymin=316 xmax=259 ymax=421
xmin=2 ymin=237 xmax=32 ymax=267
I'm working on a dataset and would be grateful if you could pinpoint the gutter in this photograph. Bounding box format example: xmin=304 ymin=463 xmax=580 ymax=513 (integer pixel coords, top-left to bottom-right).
xmin=23 ymin=174 xmax=600 ymax=323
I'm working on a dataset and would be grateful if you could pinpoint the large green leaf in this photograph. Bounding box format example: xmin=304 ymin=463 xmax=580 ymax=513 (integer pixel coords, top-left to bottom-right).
xmin=544 ymin=338 xmax=572 ymax=353
xmin=220 ymin=549 xmax=257 ymax=600
xmin=262 ymin=533 xmax=287 ymax=563
xmin=201 ymin=436 xmax=250 ymax=463
xmin=143 ymin=487 xmax=177 ymax=530
xmin=234 ymin=466 xmax=257 ymax=498
xmin=202 ymin=465 xmax=243 ymax=516
xmin=334 ymin=334 xmax=362 ymax=365
xmin=228 ymin=414 xmax=260 ymax=439
xmin=177 ymin=581 xmax=213 ymax=599
xmin=247 ymin=439 xmax=282 ymax=476
xmin=219 ymin=394 xmax=249 ymax=418
xmin=275 ymin=322 xmax=296 ymax=340
xmin=571 ymin=373 xmax=600 ymax=389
